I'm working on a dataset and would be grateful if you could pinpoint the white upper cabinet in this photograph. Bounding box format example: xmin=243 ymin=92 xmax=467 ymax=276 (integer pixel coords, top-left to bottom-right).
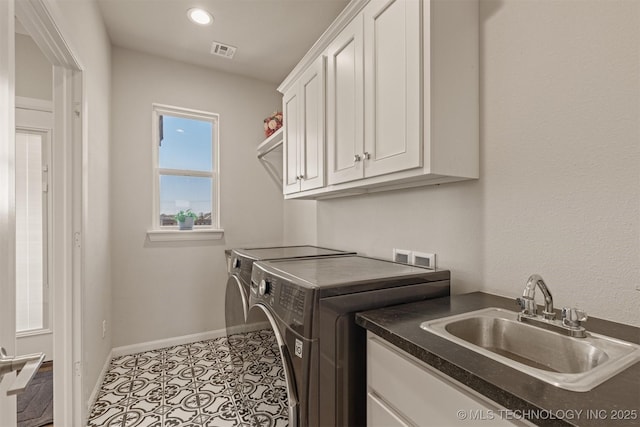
xmin=283 ymin=55 xmax=326 ymax=194
xmin=327 ymin=0 xmax=421 ymax=186
xmin=326 ymin=14 xmax=364 ymax=185
xmin=278 ymin=0 xmax=479 ymax=199
xmin=363 ymin=0 xmax=421 ymax=178
xmin=283 ymin=87 xmax=300 ymax=194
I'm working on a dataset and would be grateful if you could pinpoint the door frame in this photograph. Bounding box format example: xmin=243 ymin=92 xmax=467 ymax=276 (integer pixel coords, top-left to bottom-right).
xmin=1 ymin=0 xmax=85 ymax=425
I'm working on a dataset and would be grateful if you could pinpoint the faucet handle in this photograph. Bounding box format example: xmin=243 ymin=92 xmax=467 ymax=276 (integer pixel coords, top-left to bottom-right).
xmin=562 ymin=307 xmax=588 ymax=328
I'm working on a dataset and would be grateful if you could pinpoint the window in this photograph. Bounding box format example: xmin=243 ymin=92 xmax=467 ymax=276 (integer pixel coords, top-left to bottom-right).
xmin=149 ymin=104 xmax=222 ymax=241
xmin=16 ymin=129 xmax=50 ymax=333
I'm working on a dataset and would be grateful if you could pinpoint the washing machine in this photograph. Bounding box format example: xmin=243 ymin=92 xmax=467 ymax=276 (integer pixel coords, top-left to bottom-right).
xmin=243 ymin=255 xmax=450 ymax=427
xmin=224 ymin=246 xmax=354 ymax=390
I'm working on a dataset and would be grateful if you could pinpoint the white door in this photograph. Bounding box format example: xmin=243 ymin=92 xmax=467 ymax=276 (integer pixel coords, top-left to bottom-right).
xmin=283 ymin=86 xmax=301 ymax=194
xmin=326 ymin=14 xmax=364 ymax=185
xmin=0 ymin=0 xmax=18 ymax=423
xmin=15 ymin=104 xmax=53 ymax=362
xmin=299 ymin=55 xmax=325 ymax=192
xmin=363 ymin=0 xmax=422 ymax=178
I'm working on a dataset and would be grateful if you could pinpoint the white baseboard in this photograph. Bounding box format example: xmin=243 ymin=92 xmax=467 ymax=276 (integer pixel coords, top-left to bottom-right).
xmin=87 ymin=349 xmax=112 ymax=413
xmin=111 ymin=328 xmax=227 ymax=358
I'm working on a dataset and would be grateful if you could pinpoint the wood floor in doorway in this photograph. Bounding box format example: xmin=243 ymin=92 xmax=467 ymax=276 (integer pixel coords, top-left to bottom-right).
xmin=17 ymin=361 xmax=54 ymax=427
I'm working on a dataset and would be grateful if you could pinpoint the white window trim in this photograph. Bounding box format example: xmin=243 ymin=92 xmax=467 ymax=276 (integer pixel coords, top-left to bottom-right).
xmin=147 ymin=104 xmax=223 ymax=242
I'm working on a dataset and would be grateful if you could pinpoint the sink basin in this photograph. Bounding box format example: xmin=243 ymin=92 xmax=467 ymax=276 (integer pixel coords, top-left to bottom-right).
xmin=421 ymin=307 xmax=640 ymax=392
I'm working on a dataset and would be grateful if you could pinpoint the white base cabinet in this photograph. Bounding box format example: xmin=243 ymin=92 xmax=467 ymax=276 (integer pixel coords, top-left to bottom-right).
xmin=278 ymin=0 xmax=479 ymax=200
xmin=366 ymin=333 xmax=529 ymax=427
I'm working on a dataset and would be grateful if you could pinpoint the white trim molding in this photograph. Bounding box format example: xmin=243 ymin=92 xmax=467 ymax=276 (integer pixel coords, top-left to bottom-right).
xmin=87 ymin=349 xmax=112 ymax=415
xmin=277 ymin=0 xmax=370 ymax=93
xmin=112 ymin=329 xmax=227 ymax=358
xmin=150 ymin=103 xmax=222 ymax=234
xmin=146 ymin=228 xmax=224 ymax=242
xmin=15 ymin=96 xmax=53 ymax=112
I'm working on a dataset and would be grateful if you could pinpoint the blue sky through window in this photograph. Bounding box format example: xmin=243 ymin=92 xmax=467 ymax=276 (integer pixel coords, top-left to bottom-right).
xmin=160 ymin=115 xmax=212 ymax=171
xmin=159 ymin=115 xmax=213 ymax=217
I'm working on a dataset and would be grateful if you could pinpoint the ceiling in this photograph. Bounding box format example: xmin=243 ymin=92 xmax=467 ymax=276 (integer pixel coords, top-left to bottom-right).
xmin=97 ymin=0 xmax=349 ymax=84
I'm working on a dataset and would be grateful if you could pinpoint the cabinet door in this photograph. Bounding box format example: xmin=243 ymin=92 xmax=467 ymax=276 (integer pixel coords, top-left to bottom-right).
xmin=326 ymin=14 xmax=364 ymax=185
xmin=299 ymin=55 xmax=325 ymax=192
xmin=283 ymin=87 xmax=301 ymax=194
xmin=363 ymin=0 xmax=422 ymax=178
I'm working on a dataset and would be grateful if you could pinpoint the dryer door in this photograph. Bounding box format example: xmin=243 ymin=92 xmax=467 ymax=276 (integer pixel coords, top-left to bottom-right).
xmin=239 ymin=303 xmax=299 ymax=427
xmin=225 ymin=275 xmax=249 ymax=375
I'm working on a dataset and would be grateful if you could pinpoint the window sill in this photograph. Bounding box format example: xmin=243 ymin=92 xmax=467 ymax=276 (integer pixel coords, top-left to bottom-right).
xmin=17 ymin=328 xmax=53 ymax=338
xmin=147 ymin=229 xmax=224 ymax=242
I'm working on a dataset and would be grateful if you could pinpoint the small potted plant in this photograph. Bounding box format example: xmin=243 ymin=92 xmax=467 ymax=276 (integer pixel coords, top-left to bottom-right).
xmin=175 ymin=209 xmax=197 ymax=230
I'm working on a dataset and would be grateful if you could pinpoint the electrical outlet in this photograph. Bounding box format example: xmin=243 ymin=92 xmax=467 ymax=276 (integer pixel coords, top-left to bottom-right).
xmin=393 ymin=248 xmax=412 ymax=264
xmin=412 ymin=251 xmax=436 ymax=269
xmin=102 ymin=320 xmax=107 ymax=339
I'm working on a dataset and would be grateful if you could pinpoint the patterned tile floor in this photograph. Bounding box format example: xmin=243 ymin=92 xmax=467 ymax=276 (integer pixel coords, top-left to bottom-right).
xmin=87 ymin=331 xmax=288 ymax=427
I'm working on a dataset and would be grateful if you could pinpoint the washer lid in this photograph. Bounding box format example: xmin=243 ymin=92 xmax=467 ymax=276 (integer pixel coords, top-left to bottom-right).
xmin=233 ymin=245 xmax=353 ymax=261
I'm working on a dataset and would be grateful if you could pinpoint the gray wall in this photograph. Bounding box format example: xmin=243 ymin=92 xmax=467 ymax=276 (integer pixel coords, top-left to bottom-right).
xmin=283 ymin=200 xmax=317 ymax=246
xmin=110 ymin=47 xmax=284 ymax=347
xmin=15 ymin=33 xmax=51 ymax=100
xmin=311 ymin=0 xmax=640 ymax=326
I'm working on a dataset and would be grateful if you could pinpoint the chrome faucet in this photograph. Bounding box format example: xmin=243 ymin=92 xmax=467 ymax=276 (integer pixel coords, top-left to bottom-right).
xmin=517 ymin=274 xmax=555 ymax=320
xmin=515 ymin=274 xmax=588 ymax=338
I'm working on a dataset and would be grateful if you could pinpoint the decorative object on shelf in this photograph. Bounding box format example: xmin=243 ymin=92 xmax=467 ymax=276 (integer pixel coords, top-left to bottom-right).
xmin=175 ymin=209 xmax=197 ymax=230
xmin=263 ymin=111 xmax=283 ymax=137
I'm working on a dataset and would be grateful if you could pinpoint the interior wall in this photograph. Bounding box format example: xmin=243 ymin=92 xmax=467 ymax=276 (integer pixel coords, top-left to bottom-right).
xmin=14 ymin=32 xmax=51 ymax=100
xmin=283 ymin=200 xmax=318 ymax=246
xmin=47 ymin=0 xmax=113 ymax=411
xmin=110 ymin=46 xmax=284 ymax=348
xmin=317 ymin=0 xmax=640 ymax=326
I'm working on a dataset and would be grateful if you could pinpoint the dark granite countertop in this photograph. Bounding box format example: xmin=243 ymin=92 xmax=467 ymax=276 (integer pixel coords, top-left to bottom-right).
xmin=356 ymin=292 xmax=640 ymax=427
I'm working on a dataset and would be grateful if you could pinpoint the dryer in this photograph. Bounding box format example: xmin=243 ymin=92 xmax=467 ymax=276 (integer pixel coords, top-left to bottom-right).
xmin=224 ymin=246 xmax=354 ymax=387
xmin=243 ymin=255 xmax=450 ymax=427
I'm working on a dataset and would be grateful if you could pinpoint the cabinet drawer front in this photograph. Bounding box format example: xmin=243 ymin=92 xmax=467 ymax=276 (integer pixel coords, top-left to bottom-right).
xmin=367 ymin=335 xmax=517 ymax=426
xmin=368 ymin=392 xmax=412 ymax=427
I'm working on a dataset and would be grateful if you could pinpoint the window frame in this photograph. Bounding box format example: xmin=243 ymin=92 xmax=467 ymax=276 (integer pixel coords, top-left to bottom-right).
xmin=148 ymin=104 xmax=223 ymax=241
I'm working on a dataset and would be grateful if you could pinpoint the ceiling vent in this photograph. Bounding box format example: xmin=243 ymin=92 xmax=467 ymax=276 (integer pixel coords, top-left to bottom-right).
xmin=210 ymin=41 xmax=237 ymax=59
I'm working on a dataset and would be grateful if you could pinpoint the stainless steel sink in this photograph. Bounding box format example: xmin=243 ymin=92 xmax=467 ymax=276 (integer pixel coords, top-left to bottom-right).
xmin=420 ymin=307 xmax=640 ymax=392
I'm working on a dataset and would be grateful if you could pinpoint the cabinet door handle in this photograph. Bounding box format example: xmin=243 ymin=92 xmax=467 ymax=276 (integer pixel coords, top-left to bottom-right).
xmin=354 ymin=154 xmax=362 ymax=162
xmin=363 ymin=152 xmax=370 ymax=160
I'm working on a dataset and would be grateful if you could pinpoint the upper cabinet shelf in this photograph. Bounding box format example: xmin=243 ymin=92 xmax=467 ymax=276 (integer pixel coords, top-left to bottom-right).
xmin=278 ymin=0 xmax=479 ymax=200
xmin=257 ymin=127 xmax=283 ymax=159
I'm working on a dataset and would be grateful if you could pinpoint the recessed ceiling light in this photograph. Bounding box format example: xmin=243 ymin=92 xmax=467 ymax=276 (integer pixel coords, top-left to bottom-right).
xmin=187 ymin=8 xmax=213 ymax=26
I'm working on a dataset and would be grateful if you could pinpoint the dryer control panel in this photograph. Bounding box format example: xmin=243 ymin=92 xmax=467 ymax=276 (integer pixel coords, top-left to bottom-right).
xmin=250 ymin=264 xmax=315 ymax=338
